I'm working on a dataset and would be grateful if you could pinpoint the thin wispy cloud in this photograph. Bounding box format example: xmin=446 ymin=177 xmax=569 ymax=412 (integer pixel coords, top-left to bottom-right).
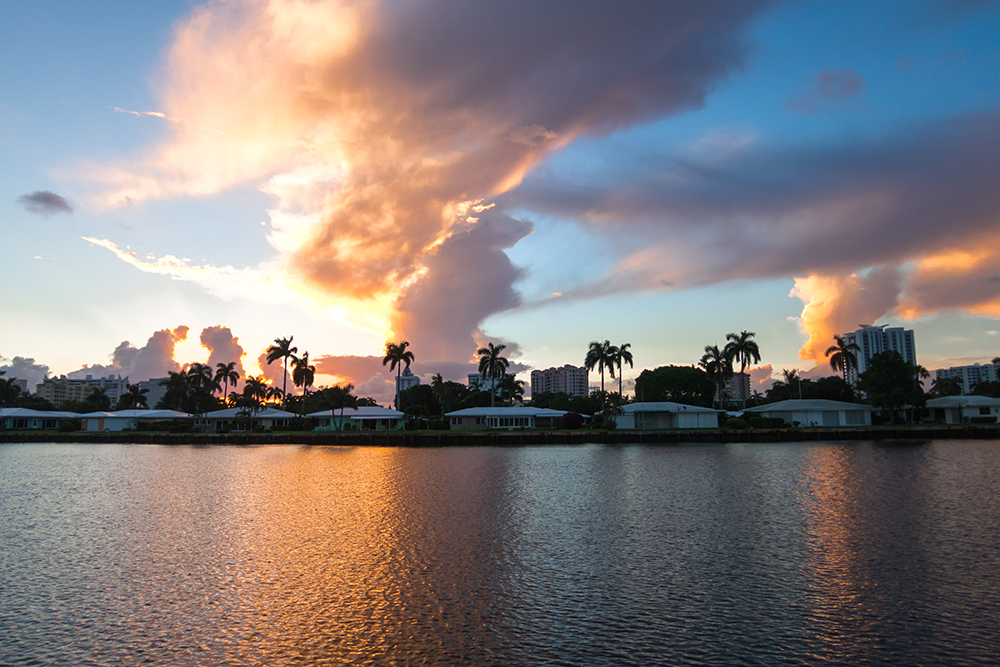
xmin=786 ymin=68 xmax=868 ymax=115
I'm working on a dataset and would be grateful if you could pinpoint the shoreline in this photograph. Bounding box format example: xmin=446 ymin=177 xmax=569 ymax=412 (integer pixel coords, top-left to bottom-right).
xmin=2 ymin=424 xmax=999 ymax=446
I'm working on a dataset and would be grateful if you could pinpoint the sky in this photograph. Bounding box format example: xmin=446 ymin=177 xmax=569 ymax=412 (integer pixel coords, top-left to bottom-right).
xmin=2 ymin=0 xmax=1000 ymax=405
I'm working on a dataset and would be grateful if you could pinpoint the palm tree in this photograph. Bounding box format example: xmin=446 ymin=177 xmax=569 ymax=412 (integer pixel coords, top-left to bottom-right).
xmin=327 ymin=384 xmax=358 ymax=431
xmin=292 ymin=352 xmax=316 ymax=401
xmin=158 ymin=371 xmax=189 ymax=410
xmin=0 ymin=374 xmax=22 ymax=408
xmin=266 ymin=336 xmax=298 ymax=408
xmin=431 ymin=373 xmax=448 ymax=417
xmin=214 ymin=362 xmax=240 ymax=401
xmin=699 ymin=344 xmax=733 ymax=409
xmin=612 ymin=342 xmax=634 ymax=399
xmin=265 ymin=385 xmax=284 ymax=407
xmin=724 ymin=331 xmax=761 ymax=409
xmin=826 ymin=335 xmax=861 ymax=384
xmin=585 ymin=340 xmax=616 ymax=396
xmin=782 ymin=368 xmax=802 ymax=400
xmin=382 ymin=341 xmax=415 ymax=410
xmin=477 ymin=342 xmax=509 ymax=408
xmin=115 ymin=383 xmax=149 ymax=410
xmin=243 ymin=376 xmax=268 ymax=411
xmin=499 ymin=373 xmax=525 ymax=406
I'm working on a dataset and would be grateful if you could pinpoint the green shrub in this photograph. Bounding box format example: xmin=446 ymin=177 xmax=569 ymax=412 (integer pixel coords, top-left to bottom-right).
xmin=970 ymin=416 xmax=998 ymax=424
xmin=749 ymin=416 xmax=785 ymax=429
xmin=725 ymin=418 xmax=750 ymax=429
xmin=58 ymin=419 xmax=81 ymax=432
xmin=428 ymin=420 xmax=449 ymax=430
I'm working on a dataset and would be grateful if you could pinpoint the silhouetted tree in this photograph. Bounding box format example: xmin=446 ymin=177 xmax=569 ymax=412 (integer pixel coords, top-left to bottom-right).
xmin=383 ymin=341 xmax=415 ymax=409
xmin=266 ymin=336 xmax=298 ymax=408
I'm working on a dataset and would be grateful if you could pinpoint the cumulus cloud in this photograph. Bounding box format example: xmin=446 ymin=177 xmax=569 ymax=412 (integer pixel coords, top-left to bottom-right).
xmin=200 ymin=325 xmax=247 ymax=385
xmin=91 ymin=0 xmax=770 ymax=362
xmin=67 ymin=326 xmax=190 ymax=382
xmin=786 ymin=69 xmax=867 ymax=115
xmin=18 ymin=190 xmax=73 ymax=216
xmin=0 ymin=356 xmax=51 ymax=392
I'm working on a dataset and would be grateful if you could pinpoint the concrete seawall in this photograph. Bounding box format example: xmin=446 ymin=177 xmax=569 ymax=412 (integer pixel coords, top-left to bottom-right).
xmin=2 ymin=425 xmax=999 ymax=446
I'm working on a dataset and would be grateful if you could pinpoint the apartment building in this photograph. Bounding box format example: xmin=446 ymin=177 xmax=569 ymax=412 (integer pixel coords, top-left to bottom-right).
xmin=530 ymin=364 xmax=589 ymax=397
xmin=35 ymin=374 xmax=129 ymax=408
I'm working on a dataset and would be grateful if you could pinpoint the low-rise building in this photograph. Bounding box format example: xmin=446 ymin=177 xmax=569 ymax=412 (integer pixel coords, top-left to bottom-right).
xmin=446 ymin=407 xmax=572 ymax=431
xmin=79 ymin=409 xmax=191 ymax=432
xmin=617 ymin=402 xmax=720 ymax=430
xmin=197 ymin=407 xmax=297 ymax=432
xmin=744 ymin=399 xmax=873 ymax=427
xmin=310 ymin=406 xmax=404 ymax=431
xmin=0 ymin=407 xmax=79 ymax=430
xmin=926 ymin=395 xmax=1000 ymax=424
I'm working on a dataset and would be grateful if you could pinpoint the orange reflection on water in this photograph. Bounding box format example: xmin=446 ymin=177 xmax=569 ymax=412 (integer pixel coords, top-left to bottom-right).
xmin=798 ymin=445 xmax=880 ymax=662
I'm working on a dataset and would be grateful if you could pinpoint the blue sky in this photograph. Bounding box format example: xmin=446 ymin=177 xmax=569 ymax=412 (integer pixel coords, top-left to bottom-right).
xmin=3 ymin=0 xmax=1000 ymax=401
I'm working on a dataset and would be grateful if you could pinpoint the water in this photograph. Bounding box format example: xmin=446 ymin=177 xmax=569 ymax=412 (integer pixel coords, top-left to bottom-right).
xmin=1 ymin=441 xmax=998 ymax=666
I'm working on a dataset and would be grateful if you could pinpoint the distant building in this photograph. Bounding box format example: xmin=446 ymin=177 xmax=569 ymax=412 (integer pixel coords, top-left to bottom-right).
xmin=310 ymin=406 xmax=404 ymax=431
xmin=35 ymin=374 xmax=129 ymax=408
xmin=467 ymin=372 xmax=500 ymax=395
xmin=530 ymin=364 xmax=589 ymax=397
xmin=396 ymin=367 xmax=420 ymax=396
xmin=721 ymin=372 xmax=750 ymax=405
xmin=844 ymin=325 xmax=916 ymax=383
xmin=934 ymin=362 xmax=1000 ymax=395
xmin=140 ymin=377 xmax=170 ymax=409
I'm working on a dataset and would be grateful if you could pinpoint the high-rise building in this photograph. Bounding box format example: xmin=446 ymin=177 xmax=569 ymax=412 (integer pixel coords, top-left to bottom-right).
xmin=844 ymin=324 xmax=916 ymax=382
xmin=530 ymin=365 xmax=589 ymax=397
xmin=35 ymin=374 xmax=129 ymax=408
xmin=934 ymin=362 xmax=1000 ymax=394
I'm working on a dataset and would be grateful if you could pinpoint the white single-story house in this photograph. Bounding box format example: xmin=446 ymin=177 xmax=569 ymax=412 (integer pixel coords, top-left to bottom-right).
xmin=79 ymin=409 xmax=192 ymax=432
xmin=0 ymin=407 xmax=80 ymax=430
xmin=445 ymin=407 xmax=573 ymax=431
xmin=744 ymin=399 xmax=873 ymax=427
xmin=926 ymin=395 xmax=1000 ymax=424
xmin=309 ymin=406 xmax=404 ymax=431
xmin=197 ymin=407 xmax=298 ymax=432
xmin=618 ymin=402 xmax=721 ymax=430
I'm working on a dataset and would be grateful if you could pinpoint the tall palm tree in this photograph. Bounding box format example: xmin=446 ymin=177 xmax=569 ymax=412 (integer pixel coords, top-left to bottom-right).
xmin=266 ymin=336 xmax=298 ymax=408
xmin=292 ymin=352 xmax=316 ymax=399
xmin=243 ymin=376 xmax=268 ymax=408
xmin=499 ymin=373 xmax=525 ymax=406
xmin=214 ymin=362 xmax=240 ymax=401
xmin=699 ymin=344 xmax=733 ymax=409
xmin=431 ymin=373 xmax=448 ymax=417
xmin=585 ymin=340 xmax=616 ymax=395
xmin=724 ymin=331 xmax=761 ymax=409
xmin=383 ymin=341 xmax=415 ymax=410
xmin=782 ymin=368 xmax=802 ymax=400
xmin=826 ymin=335 xmax=861 ymax=384
xmin=612 ymin=342 xmax=634 ymax=399
xmin=477 ymin=342 xmax=509 ymax=408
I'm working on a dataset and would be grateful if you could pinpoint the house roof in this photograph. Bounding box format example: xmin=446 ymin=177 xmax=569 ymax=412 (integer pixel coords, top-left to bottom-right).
xmin=201 ymin=407 xmax=298 ymax=419
xmin=622 ymin=402 xmax=719 ymax=414
xmin=0 ymin=407 xmax=80 ymax=419
xmin=78 ymin=410 xmax=191 ymax=419
xmin=308 ymin=406 xmax=403 ymax=419
xmin=745 ymin=399 xmax=873 ymax=413
xmin=445 ymin=407 xmax=569 ymax=418
xmin=926 ymin=395 xmax=1000 ymax=408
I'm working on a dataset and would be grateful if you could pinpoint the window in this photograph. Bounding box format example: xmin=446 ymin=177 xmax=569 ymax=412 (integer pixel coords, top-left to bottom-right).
xmin=980 ymin=407 xmax=991 ymax=415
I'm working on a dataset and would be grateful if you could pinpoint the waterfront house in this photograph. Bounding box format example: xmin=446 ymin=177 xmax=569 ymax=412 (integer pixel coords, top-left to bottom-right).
xmin=445 ymin=407 xmax=572 ymax=431
xmin=744 ymin=399 xmax=873 ymax=427
xmin=617 ymin=402 xmax=721 ymax=430
xmin=0 ymin=407 xmax=80 ymax=430
xmin=79 ymin=409 xmax=191 ymax=432
xmin=925 ymin=395 xmax=1000 ymax=424
xmin=309 ymin=406 xmax=404 ymax=431
xmin=197 ymin=407 xmax=298 ymax=432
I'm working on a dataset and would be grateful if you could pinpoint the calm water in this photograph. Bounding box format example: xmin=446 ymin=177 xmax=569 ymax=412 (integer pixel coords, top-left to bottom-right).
xmin=1 ymin=441 xmax=999 ymax=666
